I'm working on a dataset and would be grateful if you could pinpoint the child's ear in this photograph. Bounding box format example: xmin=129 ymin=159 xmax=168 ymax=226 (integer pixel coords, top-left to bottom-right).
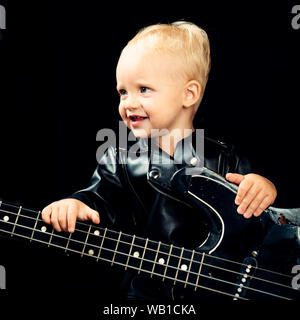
xmin=183 ymin=80 xmax=202 ymax=108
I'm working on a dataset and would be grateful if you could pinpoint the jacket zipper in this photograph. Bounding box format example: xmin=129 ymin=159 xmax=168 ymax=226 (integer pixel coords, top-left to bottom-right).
xmin=119 ymin=152 xmax=147 ymax=226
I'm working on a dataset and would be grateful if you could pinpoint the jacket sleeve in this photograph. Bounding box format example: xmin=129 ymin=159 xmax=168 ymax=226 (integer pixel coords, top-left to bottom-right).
xmin=204 ymin=137 xmax=252 ymax=176
xmin=67 ymin=146 xmax=134 ymax=228
xmin=229 ymin=143 xmax=253 ymax=175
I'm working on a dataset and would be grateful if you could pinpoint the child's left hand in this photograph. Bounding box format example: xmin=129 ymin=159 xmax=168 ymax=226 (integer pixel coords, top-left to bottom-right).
xmin=225 ymin=173 xmax=277 ymax=219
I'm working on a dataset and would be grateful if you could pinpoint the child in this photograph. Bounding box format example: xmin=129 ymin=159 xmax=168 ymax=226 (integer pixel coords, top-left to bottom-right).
xmin=41 ymin=21 xmax=277 ymax=301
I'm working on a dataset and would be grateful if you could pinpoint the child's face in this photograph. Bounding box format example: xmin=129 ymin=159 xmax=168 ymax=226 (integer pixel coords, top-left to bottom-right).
xmin=116 ymin=45 xmax=189 ymax=138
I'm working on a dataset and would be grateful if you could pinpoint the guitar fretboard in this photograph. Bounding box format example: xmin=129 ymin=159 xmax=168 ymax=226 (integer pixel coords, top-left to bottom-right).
xmin=0 ymin=201 xmax=212 ymax=290
xmin=1 ymin=200 xmax=295 ymax=300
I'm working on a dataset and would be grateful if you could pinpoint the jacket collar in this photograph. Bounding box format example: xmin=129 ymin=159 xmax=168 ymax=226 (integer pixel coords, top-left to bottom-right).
xmin=135 ymin=130 xmax=204 ymax=169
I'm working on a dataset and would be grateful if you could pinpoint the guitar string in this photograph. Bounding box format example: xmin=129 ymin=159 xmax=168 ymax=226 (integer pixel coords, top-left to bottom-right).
xmin=0 ymin=205 xmax=295 ymax=292
xmin=0 ymin=221 xmax=290 ymax=300
xmin=0 ymin=204 xmax=292 ymax=285
xmin=0 ymin=220 xmax=292 ymax=300
xmin=0 ymin=203 xmax=294 ymax=287
xmin=0 ymin=210 xmax=294 ymax=300
xmin=0 ymin=208 xmax=293 ymax=295
xmin=0 ymin=220 xmax=248 ymax=300
xmin=0 ymin=202 xmax=292 ymax=280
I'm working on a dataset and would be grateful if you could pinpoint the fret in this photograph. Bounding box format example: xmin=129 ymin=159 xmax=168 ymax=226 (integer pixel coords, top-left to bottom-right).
xmin=30 ymin=210 xmax=41 ymax=242
xmin=136 ymin=238 xmax=156 ymax=276
xmin=81 ymin=224 xmax=92 ymax=257
xmin=163 ymin=244 xmax=173 ymax=282
xmin=125 ymin=235 xmax=135 ymax=270
xmin=0 ymin=202 xmax=16 ymax=233
xmin=11 ymin=206 xmax=22 ymax=237
xmin=113 ymin=232 xmax=134 ymax=267
xmin=147 ymin=241 xmax=170 ymax=280
xmin=45 ymin=226 xmax=69 ymax=250
xmin=0 ymin=203 xmax=37 ymax=238
xmin=66 ymin=222 xmax=89 ymax=255
xmin=194 ymin=252 xmax=205 ymax=291
xmin=15 ymin=210 xmax=39 ymax=238
xmin=32 ymin=219 xmax=53 ymax=244
xmin=174 ymin=248 xmax=194 ymax=287
xmin=151 ymin=241 xmax=161 ymax=278
xmin=80 ymin=225 xmax=105 ymax=259
xmin=185 ymin=250 xmax=205 ymax=288
xmin=164 ymin=245 xmax=185 ymax=282
xmin=96 ymin=227 xmax=107 ymax=262
xmin=111 ymin=231 xmax=122 ymax=266
xmin=138 ymin=238 xmax=148 ymax=274
xmin=173 ymin=247 xmax=184 ymax=285
xmin=126 ymin=236 xmax=148 ymax=271
xmin=96 ymin=229 xmax=118 ymax=263
xmin=48 ymin=228 xmax=55 ymax=247
xmin=184 ymin=249 xmax=195 ymax=288
xmin=65 ymin=232 xmax=72 ymax=253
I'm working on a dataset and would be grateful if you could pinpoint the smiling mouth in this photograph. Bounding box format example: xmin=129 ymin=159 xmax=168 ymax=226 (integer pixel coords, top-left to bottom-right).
xmin=129 ymin=116 xmax=148 ymax=121
xmin=128 ymin=115 xmax=148 ymax=127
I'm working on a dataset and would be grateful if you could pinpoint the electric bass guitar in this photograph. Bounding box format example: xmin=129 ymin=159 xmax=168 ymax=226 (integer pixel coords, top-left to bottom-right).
xmin=0 ymin=167 xmax=300 ymax=300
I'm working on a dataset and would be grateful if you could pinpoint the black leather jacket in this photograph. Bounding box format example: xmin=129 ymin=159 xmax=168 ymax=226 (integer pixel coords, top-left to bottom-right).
xmin=70 ymin=133 xmax=252 ymax=302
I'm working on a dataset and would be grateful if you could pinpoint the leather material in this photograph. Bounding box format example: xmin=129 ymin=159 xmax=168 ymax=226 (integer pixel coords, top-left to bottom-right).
xmin=69 ymin=132 xmax=252 ymax=301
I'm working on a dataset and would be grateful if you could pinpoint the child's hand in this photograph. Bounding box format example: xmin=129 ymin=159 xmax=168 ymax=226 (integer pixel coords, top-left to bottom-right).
xmin=225 ymin=173 xmax=277 ymax=219
xmin=41 ymin=199 xmax=100 ymax=233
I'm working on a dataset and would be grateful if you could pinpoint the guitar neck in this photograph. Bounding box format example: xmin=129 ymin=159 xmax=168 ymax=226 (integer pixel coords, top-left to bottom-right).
xmin=0 ymin=200 xmax=212 ymax=293
xmin=1 ymin=200 xmax=296 ymax=301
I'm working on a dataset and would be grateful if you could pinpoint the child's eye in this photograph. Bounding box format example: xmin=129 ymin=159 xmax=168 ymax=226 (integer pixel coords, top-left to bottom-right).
xmin=118 ymin=89 xmax=127 ymax=96
xmin=140 ymin=87 xmax=151 ymax=94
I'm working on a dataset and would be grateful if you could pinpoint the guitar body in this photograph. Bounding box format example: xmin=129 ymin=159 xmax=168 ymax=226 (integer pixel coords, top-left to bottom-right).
xmin=171 ymin=167 xmax=300 ymax=300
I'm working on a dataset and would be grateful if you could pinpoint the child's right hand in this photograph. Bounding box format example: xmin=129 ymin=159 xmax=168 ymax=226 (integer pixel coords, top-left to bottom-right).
xmin=41 ymin=199 xmax=100 ymax=233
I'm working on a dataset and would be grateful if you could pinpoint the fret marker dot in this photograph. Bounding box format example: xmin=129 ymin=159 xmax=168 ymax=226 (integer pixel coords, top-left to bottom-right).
xmin=133 ymin=251 xmax=140 ymax=258
xmin=181 ymin=264 xmax=188 ymax=271
xmin=88 ymin=249 xmax=94 ymax=256
xmin=158 ymin=258 xmax=165 ymax=265
xmin=3 ymin=216 xmax=9 ymax=222
xmin=41 ymin=226 xmax=47 ymax=232
xmin=94 ymin=230 xmax=100 ymax=236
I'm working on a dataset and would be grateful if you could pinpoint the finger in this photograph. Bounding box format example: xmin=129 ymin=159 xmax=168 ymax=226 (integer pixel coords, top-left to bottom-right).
xmin=57 ymin=206 xmax=68 ymax=232
xmin=50 ymin=206 xmax=62 ymax=232
xmin=253 ymin=196 xmax=271 ymax=217
xmin=226 ymin=173 xmax=245 ymax=185
xmin=67 ymin=206 xmax=77 ymax=233
xmin=243 ymin=192 xmax=266 ymax=218
xmin=87 ymin=208 xmax=100 ymax=224
xmin=235 ymin=179 xmax=255 ymax=207
xmin=237 ymin=184 xmax=259 ymax=214
xmin=41 ymin=205 xmax=52 ymax=224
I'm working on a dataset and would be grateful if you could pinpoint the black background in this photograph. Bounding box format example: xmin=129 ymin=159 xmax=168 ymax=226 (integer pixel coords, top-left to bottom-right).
xmin=0 ymin=0 xmax=300 ymax=315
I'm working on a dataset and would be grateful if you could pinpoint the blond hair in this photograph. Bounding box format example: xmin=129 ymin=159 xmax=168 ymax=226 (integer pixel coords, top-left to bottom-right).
xmin=124 ymin=21 xmax=211 ymax=100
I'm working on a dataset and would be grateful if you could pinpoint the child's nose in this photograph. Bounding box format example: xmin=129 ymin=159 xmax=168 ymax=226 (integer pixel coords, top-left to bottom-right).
xmin=124 ymin=95 xmax=141 ymax=110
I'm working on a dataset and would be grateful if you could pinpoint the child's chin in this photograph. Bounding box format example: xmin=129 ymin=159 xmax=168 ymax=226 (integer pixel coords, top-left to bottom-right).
xmin=131 ymin=128 xmax=150 ymax=139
